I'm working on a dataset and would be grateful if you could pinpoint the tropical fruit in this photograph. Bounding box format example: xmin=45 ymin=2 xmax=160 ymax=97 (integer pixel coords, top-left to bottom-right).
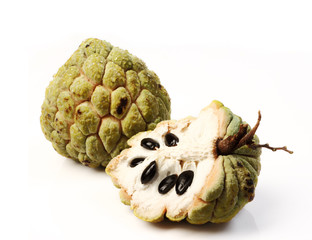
xmin=106 ymin=100 xmax=268 ymax=224
xmin=40 ymin=38 xmax=171 ymax=167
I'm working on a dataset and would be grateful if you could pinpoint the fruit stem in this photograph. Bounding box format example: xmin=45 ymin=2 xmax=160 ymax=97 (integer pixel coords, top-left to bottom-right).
xmin=249 ymin=143 xmax=294 ymax=154
xmin=236 ymin=111 xmax=261 ymax=149
xmin=216 ymin=111 xmax=293 ymax=155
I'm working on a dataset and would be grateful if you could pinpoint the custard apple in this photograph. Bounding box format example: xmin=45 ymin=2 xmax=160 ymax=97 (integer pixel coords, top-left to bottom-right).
xmin=106 ymin=100 xmax=262 ymax=224
xmin=40 ymin=38 xmax=171 ymax=168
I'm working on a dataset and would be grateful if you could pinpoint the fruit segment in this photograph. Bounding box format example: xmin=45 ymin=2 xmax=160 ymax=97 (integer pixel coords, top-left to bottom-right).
xmin=106 ymin=101 xmax=261 ymax=224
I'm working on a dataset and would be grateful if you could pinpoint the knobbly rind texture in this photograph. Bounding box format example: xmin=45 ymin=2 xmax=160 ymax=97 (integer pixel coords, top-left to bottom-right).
xmin=40 ymin=38 xmax=171 ymax=168
xmin=106 ymin=100 xmax=261 ymax=224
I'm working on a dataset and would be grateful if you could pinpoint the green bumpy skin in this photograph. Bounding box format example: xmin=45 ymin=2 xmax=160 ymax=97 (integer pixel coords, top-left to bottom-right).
xmin=189 ymin=102 xmax=261 ymax=224
xmin=40 ymin=38 xmax=171 ymax=167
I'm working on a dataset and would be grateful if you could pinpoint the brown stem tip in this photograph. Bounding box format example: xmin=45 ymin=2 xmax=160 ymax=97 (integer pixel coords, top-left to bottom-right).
xmin=250 ymin=143 xmax=294 ymax=154
xmin=216 ymin=111 xmax=293 ymax=156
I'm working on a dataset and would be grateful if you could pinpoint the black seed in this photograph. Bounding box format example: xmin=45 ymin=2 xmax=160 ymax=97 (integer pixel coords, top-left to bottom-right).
xmin=176 ymin=170 xmax=194 ymax=195
xmin=130 ymin=158 xmax=145 ymax=168
xmin=86 ymin=44 xmax=90 ymax=48
xmin=158 ymin=174 xmax=178 ymax=194
xmin=141 ymin=161 xmax=157 ymax=184
xmin=141 ymin=138 xmax=160 ymax=150
xmin=165 ymin=133 xmax=179 ymax=147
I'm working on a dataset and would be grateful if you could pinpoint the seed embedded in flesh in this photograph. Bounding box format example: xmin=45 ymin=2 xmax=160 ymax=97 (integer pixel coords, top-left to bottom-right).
xmin=130 ymin=158 xmax=145 ymax=168
xmin=141 ymin=138 xmax=160 ymax=150
xmin=158 ymin=174 xmax=178 ymax=194
xmin=141 ymin=161 xmax=157 ymax=184
xmin=176 ymin=170 xmax=194 ymax=195
xmin=165 ymin=133 xmax=179 ymax=147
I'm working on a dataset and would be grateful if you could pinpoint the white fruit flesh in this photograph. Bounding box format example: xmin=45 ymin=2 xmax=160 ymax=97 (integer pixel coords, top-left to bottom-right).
xmin=107 ymin=101 xmax=230 ymax=221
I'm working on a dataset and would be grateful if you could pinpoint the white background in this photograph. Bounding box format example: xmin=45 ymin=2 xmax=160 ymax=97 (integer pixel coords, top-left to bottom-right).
xmin=2 ymin=0 xmax=312 ymax=239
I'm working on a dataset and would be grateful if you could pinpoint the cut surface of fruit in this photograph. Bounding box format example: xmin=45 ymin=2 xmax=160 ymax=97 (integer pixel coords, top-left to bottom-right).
xmin=106 ymin=100 xmax=261 ymax=224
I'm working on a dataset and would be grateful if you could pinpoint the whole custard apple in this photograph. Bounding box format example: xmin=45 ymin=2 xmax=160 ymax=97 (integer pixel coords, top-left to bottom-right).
xmin=106 ymin=100 xmax=292 ymax=224
xmin=40 ymin=38 xmax=171 ymax=168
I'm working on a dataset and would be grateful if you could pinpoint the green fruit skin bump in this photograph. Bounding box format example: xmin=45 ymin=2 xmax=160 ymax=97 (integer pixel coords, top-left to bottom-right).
xmin=40 ymin=38 xmax=171 ymax=168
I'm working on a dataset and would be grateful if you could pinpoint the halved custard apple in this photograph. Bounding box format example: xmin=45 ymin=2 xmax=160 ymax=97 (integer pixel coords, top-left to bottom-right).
xmin=106 ymin=100 xmax=266 ymax=224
